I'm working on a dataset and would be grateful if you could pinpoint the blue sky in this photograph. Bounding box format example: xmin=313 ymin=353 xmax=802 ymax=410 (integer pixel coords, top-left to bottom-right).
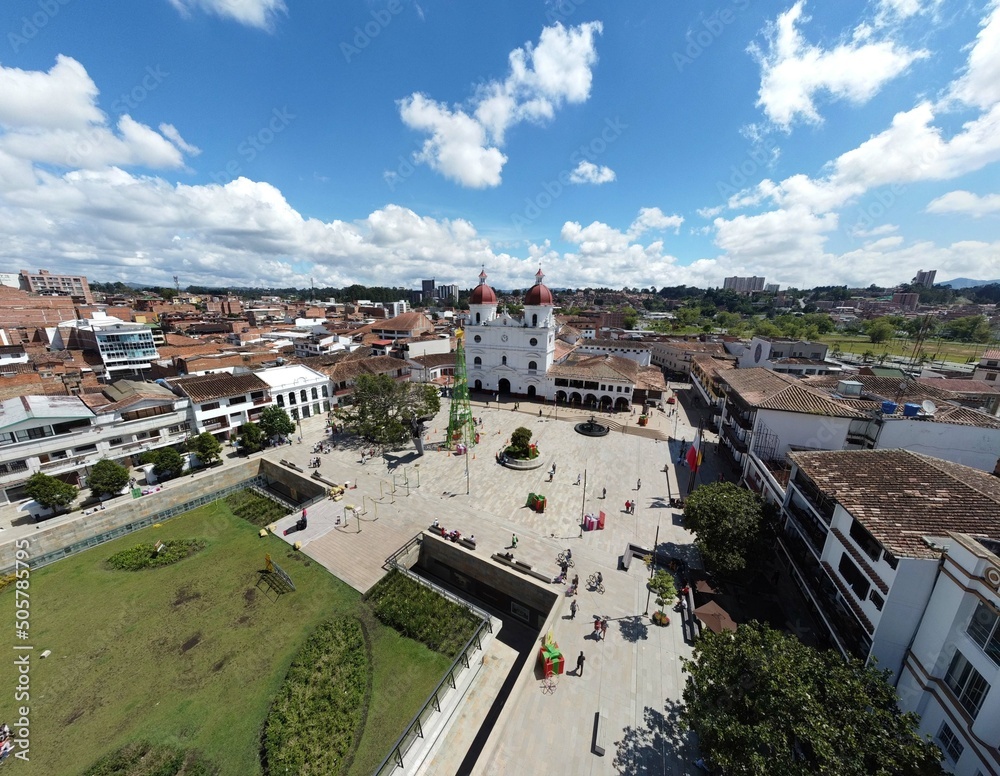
xmin=1 ymin=0 xmax=998 ymax=291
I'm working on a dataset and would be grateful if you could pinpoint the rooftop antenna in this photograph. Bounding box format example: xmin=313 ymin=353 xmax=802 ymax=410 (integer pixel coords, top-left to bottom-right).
xmin=310 ymin=277 xmax=315 ymax=302
xmin=173 ymin=275 xmax=180 ymax=294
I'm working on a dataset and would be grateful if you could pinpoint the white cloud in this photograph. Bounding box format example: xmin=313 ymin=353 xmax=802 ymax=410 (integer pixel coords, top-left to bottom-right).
xmin=167 ymin=0 xmax=286 ymax=30
xmin=927 ymin=190 xmax=1000 ymax=217
xmin=0 ymin=55 xmax=103 ymax=130
xmin=398 ymin=94 xmax=507 ymax=189
xmin=948 ymin=0 xmax=1000 ymax=110
xmin=627 ymin=207 xmax=684 ymax=237
xmin=0 ymin=58 xmax=195 ymax=185
xmin=568 ymin=160 xmax=615 ymax=184
xmin=697 ymin=205 xmax=724 ymax=219
xmin=399 ymin=22 xmax=602 ymax=187
xmin=750 ymin=1 xmax=928 ymax=129
xmin=875 ymin=0 xmax=940 ymax=24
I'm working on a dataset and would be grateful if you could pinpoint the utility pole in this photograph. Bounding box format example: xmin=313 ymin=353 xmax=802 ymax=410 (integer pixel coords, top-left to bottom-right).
xmin=644 ymin=523 xmax=660 ymax=616
xmin=579 ymin=469 xmax=587 ymax=537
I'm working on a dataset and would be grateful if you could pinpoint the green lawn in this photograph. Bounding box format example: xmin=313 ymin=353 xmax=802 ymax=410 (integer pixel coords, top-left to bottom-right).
xmin=818 ymin=335 xmax=989 ymax=362
xmin=0 ymin=501 xmax=450 ymax=775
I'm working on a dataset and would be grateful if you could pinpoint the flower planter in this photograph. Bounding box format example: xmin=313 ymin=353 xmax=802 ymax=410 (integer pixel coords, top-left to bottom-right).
xmin=651 ymin=611 xmax=670 ymax=626
xmin=638 ymin=416 xmax=649 ymax=426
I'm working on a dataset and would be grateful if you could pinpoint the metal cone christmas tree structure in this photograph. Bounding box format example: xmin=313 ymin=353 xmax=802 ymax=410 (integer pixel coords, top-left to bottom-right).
xmin=448 ymin=329 xmax=476 ymax=450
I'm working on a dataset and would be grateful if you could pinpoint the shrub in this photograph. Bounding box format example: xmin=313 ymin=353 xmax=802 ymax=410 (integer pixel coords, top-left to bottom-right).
xmin=107 ymin=540 xmax=206 ymax=571
xmin=263 ymin=617 xmax=371 ymax=776
xmin=224 ymin=489 xmax=291 ymax=527
xmin=81 ymin=740 xmax=217 ymax=775
xmin=365 ymin=569 xmax=479 ymax=657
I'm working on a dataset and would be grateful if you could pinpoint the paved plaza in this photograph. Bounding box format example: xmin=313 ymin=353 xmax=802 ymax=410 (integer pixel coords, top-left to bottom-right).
xmin=0 ymin=387 xmax=724 ymax=775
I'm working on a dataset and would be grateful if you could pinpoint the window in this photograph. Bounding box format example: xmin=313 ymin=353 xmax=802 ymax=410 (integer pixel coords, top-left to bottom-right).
xmin=967 ymin=601 xmax=1000 ymax=666
xmin=529 ymin=337 xmax=538 ymax=346
xmin=473 ymin=357 xmax=482 ymax=367
xmin=75 ymin=444 xmax=98 ymax=454
xmin=474 ymin=335 xmax=481 ymax=343
xmin=945 ymin=651 xmax=990 ymax=719
xmin=276 ymin=395 xmax=284 ymax=407
xmin=300 ymin=390 xmax=307 ymax=403
xmin=838 ymin=553 xmax=871 ymax=600
xmin=322 ymin=385 xmax=329 ymax=397
xmin=501 ymin=356 xmax=507 ymax=366
xmin=849 ymin=519 xmax=882 ymax=562
xmin=228 ymin=395 xmax=245 ymax=405
xmin=288 ymin=393 xmax=296 ymax=405
xmin=869 ymin=590 xmax=884 ymax=611
xmin=987 ymin=373 xmax=997 ymax=382
xmin=532 ymin=314 xmax=537 ymax=326
xmin=311 ymin=387 xmax=318 ymax=400
xmin=528 ymin=361 xmax=537 ymax=371
xmin=200 ymin=402 xmax=220 ymax=412
xmin=108 ymin=437 xmax=124 ymax=446
xmin=937 ymin=723 xmax=964 ymax=763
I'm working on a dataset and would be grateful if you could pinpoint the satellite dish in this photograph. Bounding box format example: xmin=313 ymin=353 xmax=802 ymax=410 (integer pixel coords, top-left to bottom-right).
xmin=921 ymin=399 xmax=937 ymax=415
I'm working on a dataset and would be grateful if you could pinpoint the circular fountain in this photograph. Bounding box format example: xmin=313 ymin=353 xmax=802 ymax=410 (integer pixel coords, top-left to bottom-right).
xmin=575 ymin=414 xmax=609 ymax=437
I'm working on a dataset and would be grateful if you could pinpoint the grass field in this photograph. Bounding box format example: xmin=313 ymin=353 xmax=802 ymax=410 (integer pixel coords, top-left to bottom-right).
xmin=818 ymin=335 xmax=990 ymax=363
xmin=0 ymin=501 xmax=451 ymax=776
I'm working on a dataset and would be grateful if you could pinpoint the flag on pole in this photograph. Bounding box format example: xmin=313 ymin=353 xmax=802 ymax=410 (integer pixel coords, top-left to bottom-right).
xmin=685 ymin=432 xmax=703 ymax=473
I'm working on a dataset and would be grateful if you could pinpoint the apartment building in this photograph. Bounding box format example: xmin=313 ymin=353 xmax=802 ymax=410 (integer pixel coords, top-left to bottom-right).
xmin=18 ymin=269 xmax=94 ymax=304
xmin=170 ymin=371 xmax=271 ymax=440
xmin=897 ymin=532 xmax=1000 ymax=776
xmin=52 ymin=312 xmax=159 ymax=379
xmin=0 ymin=383 xmax=190 ymax=504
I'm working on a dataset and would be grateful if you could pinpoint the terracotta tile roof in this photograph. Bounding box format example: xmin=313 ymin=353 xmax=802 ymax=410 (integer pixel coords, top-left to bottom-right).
xmin=719 ymin=367 xmax=798 ymax=405
xmin=171 ymin=372 xmax=269 ymax=403
xmin=320 ymin=354 xmax=409 ymax=383
xmin=410 ymin=353 xmax=456 ymax=368
xmin=756 ymin=383 xmax=869 ymax=419
xmin=788 ymin=449 xmax=1000 ymax=558
xmin=690 ymin=353 xmax=736 ymax=377
xmin=553 ymin=340 xmax=577 ymax=361
xmin=370 ymin=312 xmax=433 ymax=333
xmin=636 ymin=366 xmax=667 ymax=391
xmin=548 ymin=354 xmax=638 ymax=382
xmin=585 ymin=338 xmax=652 ymax=350
xmin=915 ymin=377 xmax=1000 ymax=396
xmin=982 ymin=349 xmax=1000 ymax=360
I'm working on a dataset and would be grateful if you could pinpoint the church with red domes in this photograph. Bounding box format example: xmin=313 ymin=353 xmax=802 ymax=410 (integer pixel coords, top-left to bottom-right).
xmin=464 ymin=268 xmax=557 ymax=399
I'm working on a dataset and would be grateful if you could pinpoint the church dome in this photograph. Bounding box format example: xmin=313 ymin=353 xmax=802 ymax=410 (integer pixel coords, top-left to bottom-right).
xmin=469 ymin=269 xmax=497 ymax=305
xmin=523 ymin=267 xmax=554 ymax=306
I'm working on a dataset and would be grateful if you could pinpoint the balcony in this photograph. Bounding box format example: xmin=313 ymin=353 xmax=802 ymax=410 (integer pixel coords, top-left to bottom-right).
xmin=831 ymin=527 xmax=889 ymax=594
xmin=789 ymin=476 xmax=836 ymax=523
xmin=785 ymin=498 xmax=828 ymax=555
xmin=253 ymin=397 xmax=270 ymax=407
xmin=731 ymin=409 xmax=754 ymax=431
xmin=721 ymin=422 xmax=749 ymax=453
xmin=779 ymin=533 xmax=872 ymax=661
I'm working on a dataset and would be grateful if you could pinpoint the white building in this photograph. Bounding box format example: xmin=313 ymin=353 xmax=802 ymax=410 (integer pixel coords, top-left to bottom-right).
xmin=0 ymin=384 xmax=190 ymax=504
xmin=897 ymin=532 xmax=1000 ymax=776
xmin=575 ymin=339 xmax=652 ymax=366
xmin=171 ymin=371 xmax=271 ymax=440
xmin=294 ymin=333 xmax=350 ymax=359
xmin=51 ymin=311 xmax=159 ymax=379
xmin=255 ymin=364 xmax=331 ymax=423
xmin=974 ymin=349 xmax=1000 ymax=384
xmin=464 ymin=268 xmax=556 ymax=400
xmin=777 ymin=449 xmax=1000 ymax=686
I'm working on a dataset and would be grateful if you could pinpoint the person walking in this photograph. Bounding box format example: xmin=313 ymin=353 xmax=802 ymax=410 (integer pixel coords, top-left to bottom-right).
xmin=625 ymin=500 xmax=631 ymax=514
xmin=570 ymin=599 xmax=578 ymax=619
xmin=576 ymin=651 xmax=586 ymax=676
xmin=602 ymin=487 xmax=606 ymax=499
xmin=511 ymin=533 xmax=518 ymax=549
xmin=601 ymin=618 xmax=609 ymax=640
xmin=636 ymin=478 xmax=641 ymax=490
xmin=576 ymin=473 xmax=582 ymax=485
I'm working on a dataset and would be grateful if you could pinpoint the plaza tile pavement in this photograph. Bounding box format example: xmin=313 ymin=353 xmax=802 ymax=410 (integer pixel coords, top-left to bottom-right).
xmin=269 ymin=393 xmax=722 ymax=775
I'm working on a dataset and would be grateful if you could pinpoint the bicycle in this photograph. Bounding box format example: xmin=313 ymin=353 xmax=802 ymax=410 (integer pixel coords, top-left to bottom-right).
xmin=587 ymin=573 xmax=605 ymax=594
xmin=556 ymin=551 xmax=575 ymax=568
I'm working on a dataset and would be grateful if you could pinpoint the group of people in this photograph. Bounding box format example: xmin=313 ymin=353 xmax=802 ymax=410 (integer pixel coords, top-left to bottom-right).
xmin=624 ymin=500 xmax=636 ymax=514
xmin=432 ymin=519 xmax=474 ymax=546
xmin=282 ymin=509 xmax=308 ymax=536
xmin=0 ymin=723 xmax=12 ymax=761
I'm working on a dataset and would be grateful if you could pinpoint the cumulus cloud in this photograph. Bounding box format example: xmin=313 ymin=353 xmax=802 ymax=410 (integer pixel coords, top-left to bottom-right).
xmin=568 ymin=160 xmax=615 ymax=184
xmin=927 ymin=190 xmax=1000 ymax=217
xmin=167 ymin=0 xmax=286 ymax=30
xmin=750 ymin=1 xmax=928 ymax=129
xmin=948 ymin=0 xmax=1000 ymax=110
xmin=398 ymin=22 xmax=602 ymax=187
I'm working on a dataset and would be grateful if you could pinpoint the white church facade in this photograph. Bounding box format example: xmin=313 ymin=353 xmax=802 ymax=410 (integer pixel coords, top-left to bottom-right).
xmin=464 ymin=268 xmax=557 ymax=399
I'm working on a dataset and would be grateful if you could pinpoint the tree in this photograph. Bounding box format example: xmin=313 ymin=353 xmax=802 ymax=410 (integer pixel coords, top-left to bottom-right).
xmin=682 ymin=622 xmax=944 ymax=776
xmin=942 ymin=314 xmax=992 ymax=343
xmin=647 ymin=569 xmax=677 ymax=614
xmin=186 ymin=431 xmax=222 ymax=466
xmin=88 ymin=459 xmax=130 ymax=499
xmin=508 ymin=426 xmax=533 ymax=458
xmin=238 ymin=421 xmax=265 ymax=453
xmin=141 ymin=447 xmax=185 ymax=479
xmin=25 ymin=472 xmax=77 ymax=512
xmin=865 ymin=318 xmax=896 ymax=344
xmin=682 ymin=482 xmax=771 ymax=575
xmin=259 ymin=405 xmax=296 ymax=440
xmin=335 ymin=374 xmax=441 ymax=447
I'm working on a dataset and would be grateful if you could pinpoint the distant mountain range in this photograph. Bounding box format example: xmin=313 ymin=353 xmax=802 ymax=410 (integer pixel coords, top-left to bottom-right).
xmin=936 ymin=277 xmax=1000 ymax=289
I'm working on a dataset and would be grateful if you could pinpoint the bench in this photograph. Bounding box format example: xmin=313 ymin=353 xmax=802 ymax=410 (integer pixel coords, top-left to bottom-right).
xmin=279 ymin=459 xmax=303 ymax=472
xmin=592 ymin=709 xmax=608 ymax=756
xmin=311 ymin=470 xmax=338 ymax=487
xmin=526 ymin=568 xmax=554 ymax=583
xmin=491 ymin=553 xmax=520 ymax=570
xmin=459 ymin=538 xmax=477 ymax=550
